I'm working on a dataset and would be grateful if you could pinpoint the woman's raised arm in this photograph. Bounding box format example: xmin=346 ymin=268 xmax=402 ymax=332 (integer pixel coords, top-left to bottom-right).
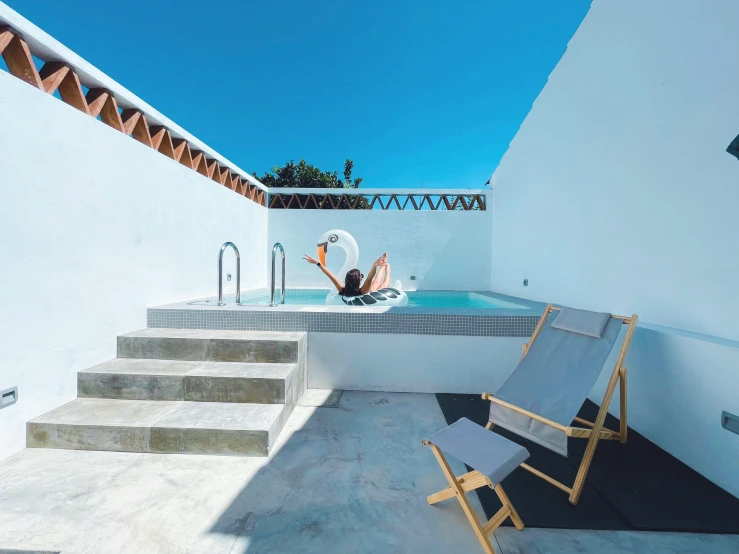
xmin=304 ymin=255 xmax=344 ymax=293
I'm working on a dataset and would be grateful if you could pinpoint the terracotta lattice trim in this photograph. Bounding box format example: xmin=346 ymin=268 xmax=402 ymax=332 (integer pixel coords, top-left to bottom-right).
xmin=39 ymin=62 xmax=88 ymax=113
xmin=268 ymin=192 xmax=486 ymax=210
xmin=121 ymin=109 xmax=153 ymax=146
xmin=0 ymin=26 xmax=42 ymax=88
xmin=0 ymin=24 xmax=266 ymax=207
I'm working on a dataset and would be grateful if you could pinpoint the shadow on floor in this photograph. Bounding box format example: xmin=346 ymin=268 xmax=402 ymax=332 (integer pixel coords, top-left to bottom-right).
xmin=208 ymin=391 xmax=485 ymax=554
xmin=436 ymin=393 xmax=739 ymax=534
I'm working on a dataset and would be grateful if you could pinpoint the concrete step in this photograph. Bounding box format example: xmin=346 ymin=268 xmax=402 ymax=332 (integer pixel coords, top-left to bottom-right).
xmin=78 ymin=359 xmax=298 ymax=404
xmin=27 ymin=398 xmax=286 ymax=456
xmin=117 ymin=328 xmax=306 ymax=364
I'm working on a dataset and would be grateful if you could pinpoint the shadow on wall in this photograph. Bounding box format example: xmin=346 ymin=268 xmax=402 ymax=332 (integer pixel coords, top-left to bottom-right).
xmin=207 ymin=392 xmax=480 ymax=553
xmin=417 ymin=222 xmax=492 ymax=291
xmin=591 ymin=324 xmax=739 ymax=500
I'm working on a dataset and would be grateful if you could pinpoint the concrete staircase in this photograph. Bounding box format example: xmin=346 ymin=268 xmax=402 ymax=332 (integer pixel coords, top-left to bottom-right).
xmin=27 ymin=329 xmax=307 ymax=457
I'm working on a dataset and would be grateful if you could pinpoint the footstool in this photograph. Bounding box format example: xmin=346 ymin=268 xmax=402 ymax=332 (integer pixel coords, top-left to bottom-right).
xmin=423 ymin=417 xmax=530 ymax=554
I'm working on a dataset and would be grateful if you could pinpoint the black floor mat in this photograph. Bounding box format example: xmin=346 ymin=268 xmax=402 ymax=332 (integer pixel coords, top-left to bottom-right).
xmin=435 ymin=393 xmax=739 ymax=533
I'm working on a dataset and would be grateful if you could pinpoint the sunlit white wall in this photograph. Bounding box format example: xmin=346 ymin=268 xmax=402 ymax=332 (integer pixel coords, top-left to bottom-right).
xmin=489 ymin=0 xmax=739 ymax=498
xmin=491 ymin=0 xmax=739 ymax=341
xmin=268 ymin=209 xmax=493 ymax=291
xmin=0 ymin=71 xmax=268 ymax=460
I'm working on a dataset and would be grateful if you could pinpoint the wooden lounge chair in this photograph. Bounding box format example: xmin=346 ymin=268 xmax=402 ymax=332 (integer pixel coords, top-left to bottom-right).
xmin=482 ymin=304 xmax=638 ymax=505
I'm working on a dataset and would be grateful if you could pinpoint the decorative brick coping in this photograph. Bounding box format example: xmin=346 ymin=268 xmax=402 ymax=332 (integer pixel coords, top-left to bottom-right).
xmin=147 ymin=293 xmax=544 ymax=337
xmin=0 ymin=23 xmax=266 ymax=206
xmin=268 ymin=191 xmax=487 ymax=211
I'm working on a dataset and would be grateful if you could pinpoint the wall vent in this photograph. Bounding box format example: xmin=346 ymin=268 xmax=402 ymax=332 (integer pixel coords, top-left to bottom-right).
xmin=727 ymin=134 xmax=739 ymax=160
xmin=0 ymin=386 xmax=18 ymax=410
xmin=722 ymin=411 xmax=739 ymax=435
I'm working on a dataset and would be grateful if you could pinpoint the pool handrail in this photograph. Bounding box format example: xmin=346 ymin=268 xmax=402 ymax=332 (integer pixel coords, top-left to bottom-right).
xmin=270 ymin=243 xmax=286 ymax=307
xmin=218 ymin=242 xmax=241 ymax=306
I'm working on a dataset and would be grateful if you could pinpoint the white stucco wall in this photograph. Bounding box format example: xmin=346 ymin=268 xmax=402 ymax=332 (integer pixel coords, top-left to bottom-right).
xmin=308 ymin=333 xmax=524 ymax=394
xmin=0 ymin=71 xmax=268 ymax=460
xmin=489 ymin=0 xmax=739 ymax=498
xmin=268 ymin=209 xmax=492 ymax=291
xmin=590 ymin=326 xmax=739 ymax=499
xmin=490 ymin=0 xmax=739 ymax=342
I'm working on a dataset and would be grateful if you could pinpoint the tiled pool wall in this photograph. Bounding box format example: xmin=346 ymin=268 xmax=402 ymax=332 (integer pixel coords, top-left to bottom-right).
xmin=147 ymin=292 xmax=544 ymax=337
xmin=236 ymin=288 xmax=527 ymax=309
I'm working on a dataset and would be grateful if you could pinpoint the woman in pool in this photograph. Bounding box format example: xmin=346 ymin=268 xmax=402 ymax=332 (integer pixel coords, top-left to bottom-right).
xmin=303 ymin=252 xmax=392 ymax=298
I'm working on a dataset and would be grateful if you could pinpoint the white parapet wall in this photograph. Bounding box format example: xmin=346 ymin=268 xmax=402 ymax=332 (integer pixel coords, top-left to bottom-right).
xmin=268 ymin=207 xmax=492 ymax=291
xmin=0 ymin=70 xmax=268 ymax=461
xmin=0 ymin=2 xmax=267 ymax=193
xmin=489 ymin=0 xmax=739 ymax=498
xmin=490 ymin=0 xmax=739 ymax=341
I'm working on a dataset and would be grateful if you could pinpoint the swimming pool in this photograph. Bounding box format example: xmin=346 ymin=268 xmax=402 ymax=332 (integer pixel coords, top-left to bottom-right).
xmin=238 ymin=289 xmax=528 ymax=309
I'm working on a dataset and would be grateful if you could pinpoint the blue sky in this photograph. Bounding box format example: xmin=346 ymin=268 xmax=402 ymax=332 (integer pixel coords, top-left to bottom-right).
xmin=6 ymin=0 xmax=590 ymax=189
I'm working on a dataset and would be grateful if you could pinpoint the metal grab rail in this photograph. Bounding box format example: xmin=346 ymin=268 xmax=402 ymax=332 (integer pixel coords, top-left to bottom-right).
xmin=218 ymin=242 xmax=241 ymax=306
xmin=269 ymin=243 xmax=285 ymax=307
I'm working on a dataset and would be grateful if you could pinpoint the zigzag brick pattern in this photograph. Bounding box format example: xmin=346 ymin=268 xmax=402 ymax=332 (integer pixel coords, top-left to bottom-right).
xmin=268 ymin=192 xmax=486 ymax=211
xmin=0 ymin=25 xmax=266 ymax=207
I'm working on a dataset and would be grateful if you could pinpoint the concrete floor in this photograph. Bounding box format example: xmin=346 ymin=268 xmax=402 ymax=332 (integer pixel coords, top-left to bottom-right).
xmin=0 ymin=391 xmax=737 ymax=554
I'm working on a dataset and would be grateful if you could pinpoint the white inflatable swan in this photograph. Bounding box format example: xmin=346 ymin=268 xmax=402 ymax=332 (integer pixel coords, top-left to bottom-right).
xmin=316 ymin=230 xmax=408 ymax=307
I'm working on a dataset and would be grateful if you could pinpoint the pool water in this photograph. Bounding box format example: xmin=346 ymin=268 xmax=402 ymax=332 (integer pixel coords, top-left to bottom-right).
xmin=239 ymin=289 xmax=527 ymax=309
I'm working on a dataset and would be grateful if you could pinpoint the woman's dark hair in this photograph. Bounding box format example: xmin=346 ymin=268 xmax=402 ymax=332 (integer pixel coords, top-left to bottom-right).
xmin=342 ymin=269 xmax=363 ymax=297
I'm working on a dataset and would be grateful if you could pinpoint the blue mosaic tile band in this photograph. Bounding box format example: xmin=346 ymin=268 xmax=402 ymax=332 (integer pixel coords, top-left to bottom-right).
xmin=147 ymin=307 xmax=539 ymax=337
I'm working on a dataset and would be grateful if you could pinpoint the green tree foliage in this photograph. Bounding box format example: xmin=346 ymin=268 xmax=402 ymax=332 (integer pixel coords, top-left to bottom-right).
xmin=255 ymin=159 xmax=363 ymax=189
xmin=254 ymin=159 xmax=481 ymax=211
xmin=254 ymin=159 xmax=367 ymax=209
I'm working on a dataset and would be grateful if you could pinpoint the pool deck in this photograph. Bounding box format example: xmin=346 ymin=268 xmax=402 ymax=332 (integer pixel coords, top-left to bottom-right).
xmin=1 ymin=391 xmax=736 ymax=554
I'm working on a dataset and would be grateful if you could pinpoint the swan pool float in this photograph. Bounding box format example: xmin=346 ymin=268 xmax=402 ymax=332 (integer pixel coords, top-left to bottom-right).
xmin=316 ymin=230 xmax=408 ymax=307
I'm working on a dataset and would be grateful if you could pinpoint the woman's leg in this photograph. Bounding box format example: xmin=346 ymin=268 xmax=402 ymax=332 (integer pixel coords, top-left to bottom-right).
xmin=379 ymin=263 xmax=391 ymax=289
xmin=369 ymin=265 xmax=386 ymax=292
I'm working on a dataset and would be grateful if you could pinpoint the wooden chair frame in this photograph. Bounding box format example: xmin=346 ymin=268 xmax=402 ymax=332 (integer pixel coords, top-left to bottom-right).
xmin=482 ymin=304 xmax=638 ymax=505
xmin=422 ymin=440 xmax=524 ymax=554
